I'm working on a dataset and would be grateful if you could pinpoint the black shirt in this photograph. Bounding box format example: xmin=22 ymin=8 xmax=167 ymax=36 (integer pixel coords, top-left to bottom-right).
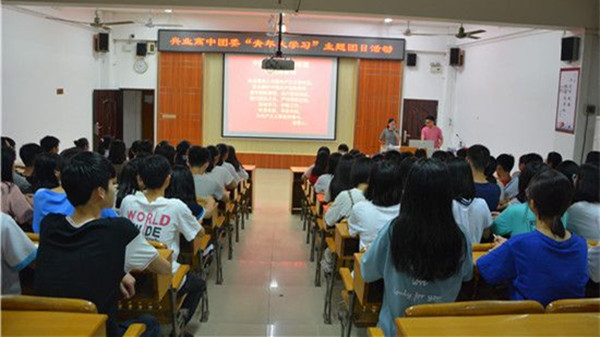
xmin=34 ymin=214 xmax=140 ymax=337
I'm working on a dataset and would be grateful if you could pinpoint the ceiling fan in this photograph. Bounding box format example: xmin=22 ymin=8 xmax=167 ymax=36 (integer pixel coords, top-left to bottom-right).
xmin=45 ymin=10 xmax=134 ymax=31
xmin=455 ymin=24 xmax=486 ymax=39
xmin=139 ymin=17 xmax=182 ymax=28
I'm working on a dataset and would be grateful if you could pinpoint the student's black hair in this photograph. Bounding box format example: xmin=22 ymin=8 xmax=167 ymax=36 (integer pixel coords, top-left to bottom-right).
xmin=573 ymin=164 xmax=599 ymax=203
xmin=61 ymin=152 xmax=113 ymax=207
xmin=390 ymin=159 xmax=466 ymax=281
xmin=157 ymin=140 xmax=170 ymax=148
xmin=175 ymin=140 xmax=191 ymax=166
xmin=116 ymin=158 xmax=142 ymax=208
xmin=165 ymin=165 xmax=197 ymax=206
xmin=446 ymin=151 xmax=456 ymax=159
xmin=517 ymin=162 xmax=548 ymax=203
xmin=317 ymin=146 xmax=330 ymax=155
xmin=326 ymin=152 xmax=342 ymax=175
xmin=337 ymin=144 xmax=349 ymax=153
xmin=387 ymin=118 xmax=395 ymax=124
xmin=399 ymin=156 xmax=418 ymax=191
xmin=399 ymin=151 xmax=414 ymax=162
xmin=546 ymin=151 xmax=562 ymax=169
xmin=97 ymin=135 xmax=112 ymax=156
xmin=1 ymin=146 xmax=16 ymax=183
xmin=31 ymin=153 xmax=62 ymax=191
xmin=447 ymin=158 xmax=476 ymax=202
xmin=226 ymin=145 xmax=244 ymax=171
xmin=154 ymin=143 xmax=176 ymax=166
xmin=425 ymin=115 xmax=436 ymax=123
xmin=432 ymin=150 xmax=449 ymax=162
xmin=485 ymin=156 xmax=498 ymax=184
xmin=138 ymin=155 xmax=171 ymax=189
xmin=350 ymin=157 xmax=372 ymax=187
xmin=139 ymin=139 xmax=154 ymax=154
xmin=1 ymin=137 xmax=15 ymax=148
xmin=108 ymin=140 xmax=127 ymax=165
xmin=216 ymin=143 xmax=229 ymax=165
xmin=128 ymin=140 xmax=141 ymax=160
xmin=328 ymin=154 xmax=355 ymax=201
xmin=40 ymin=135 xmax=60 ymax=153
xmin=364 ymin=160 xmax=402 ymax=207
xmin=371 ymin=153 xmax=385 ymax=163
xmin=135 ymin=151 xmax=151 ymax=159
xmin=188 ymin=146 xmax=210 ymax=168
xmin=206 ymin=145 xmax=219 ymax=172
xmin=348 ymin=149 xmax=361 ymax=157
xmin=60 ymin=147 xmax=83 ymax=163
xmin=456 ymin=148 xmax=467 ymax=159
xmin=383 ymin=150 xmax=402 ymax=164
xmin=526 ymin=169 xmax=573 ymax=238
xmin=73 ymin=138 xmax=89 ymax=150
xmin=585 ymin=151 xmax=600 ymax=166
xmin=466 ymin=144 xmax=490 ymax=172
xmin=519 ymin=153 xmax=543 ymax=168
xmin=556 ymin=160 xmax=580 ymax=186
xmin=19 ymin=143 xmax=43 ymax=168
xmin=414 ymin=149 xmax=426 ymax=159
xmin=496 ymin=154 xmax=515 ymax=172
xmin=312 ymin=149 xmax=329 ymax=177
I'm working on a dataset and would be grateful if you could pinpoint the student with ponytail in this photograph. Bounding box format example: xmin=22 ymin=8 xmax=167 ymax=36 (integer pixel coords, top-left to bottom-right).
xmin=477 ymin=169 xmax=588 ymax=306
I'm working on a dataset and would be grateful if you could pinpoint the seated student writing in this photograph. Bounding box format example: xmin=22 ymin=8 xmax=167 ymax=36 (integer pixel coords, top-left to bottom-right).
xmin=34 ymin=152 xmax=171 ymax=337
xmin=206 ymin=145 xmax=237 ymax=191
xmin=188 ymin=146 xmax=229 ymax=202
xmin=567 ymin=164 xmax=600 ymax=240
xmin=467 ymin=145 xmax=500 ymax=211
xmin=478 ymin=169 xmax=588 ymax=306
xmin=31 ymin=153 xmax=118 ymax=233
xmin=314 ymin=152 xmax=341 ymax=201
xmin=361 ymin=159 xmax=473 ymax=337
xmin=447 ymin=159 xmax=493 ymax=244
xmin=1 ymin=146 xmax=33 ymax=227
xmin=165 ymin=165 xmax=216 ymax=220
xmin=348 ymin=160 xmax=402 ymax=250
xmin=324 ymin=157 xmax=371 ymax=227
xmin=120 ymin=155 xmax=207 ymax=326
xmin=1 ymin=212 xmax=37 ymax=295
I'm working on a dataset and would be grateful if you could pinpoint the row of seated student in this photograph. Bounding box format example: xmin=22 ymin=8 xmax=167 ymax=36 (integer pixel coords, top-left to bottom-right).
xmin=1 ymin=135 xmax=249 ymax=337
xmin=302 ymin=143 xmax=599 ymax=336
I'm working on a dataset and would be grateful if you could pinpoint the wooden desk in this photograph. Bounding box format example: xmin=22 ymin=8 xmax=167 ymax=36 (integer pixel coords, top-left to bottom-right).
xmin=244 ymin=165 xmax=255 ymax=212
xmin=395 ymin=313 xmax=600 ymax=336
xmin=290 ymin=166 xmax=308 ymax=214
xmin=2 ymin=310 xmax=107 ymax=337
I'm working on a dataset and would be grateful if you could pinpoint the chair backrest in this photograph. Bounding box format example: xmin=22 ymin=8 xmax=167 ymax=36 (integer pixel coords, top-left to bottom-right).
xmin=546 ymin=298 xmax=600 ymax=313
xmin=405 ymin=300 xmax=544 ymax=317
xmin=1 ymin=295 xmax=97 ymax=313
xmin=147 ymin=240 xmax=167 ymax=249
xmin=472 ymin=243 xmax=494 ymax=252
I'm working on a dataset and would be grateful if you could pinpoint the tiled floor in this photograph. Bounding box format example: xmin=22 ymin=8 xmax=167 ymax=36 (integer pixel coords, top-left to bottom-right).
xmin=189 ymin=169 xmax=366 ymax=337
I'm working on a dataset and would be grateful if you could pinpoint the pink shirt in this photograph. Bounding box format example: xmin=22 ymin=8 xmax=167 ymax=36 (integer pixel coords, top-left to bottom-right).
xmin=1 ymin=182 xmax=33 ymax=225
xmin=421 ymin=126 xmax=443 ymax=149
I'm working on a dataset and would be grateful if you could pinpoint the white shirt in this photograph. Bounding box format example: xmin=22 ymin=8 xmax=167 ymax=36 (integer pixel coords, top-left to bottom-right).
xmin=1 ymin=213 xmax=37 ymax=294
xmin=567 ymin=202 xmax=600 ymax=240
xmin=452 ymin=198 xmax=493 ymax=244
xmin=237 ymin=167 xmax=249 ymax=181
xmin=207 ymin=166 xmax=235 ymax=189
xmin=221 ymin=162 xmax=241 ymax=183
xmin=324 ymin=188 xmax=366 ymax=227
xmin=120 ymin=192 xmax=202 ymax=273
xmin=348 ymin=201 xmax=400 ymax=250
xmin=314 ymin=174 xmax=333 ymax=194
xmin=588 ymin=245 xmax=600 ymax=283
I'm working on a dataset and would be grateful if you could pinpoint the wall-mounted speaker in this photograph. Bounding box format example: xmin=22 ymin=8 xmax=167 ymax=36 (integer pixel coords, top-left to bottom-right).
xmin=94 ymin=33 xmax=109 ymax=52
xmin=450 ymin=48 xmax=464 ymax=66
xmin=406 ymin=53 xmax=417 ymax=67
xmin=136 ymin=43 xmax=148 ymax=57
xmin=561 ymin=37 xmax=580 ymax=62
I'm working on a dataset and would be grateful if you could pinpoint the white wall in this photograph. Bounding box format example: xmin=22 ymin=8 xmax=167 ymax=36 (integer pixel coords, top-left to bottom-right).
xmin=1 ymin=7 xmax=108 ymax=152
xmin=122 ymin=90 xmax=142 ymax=146
xmin=450 ymin=30 xmax=578 ymax=160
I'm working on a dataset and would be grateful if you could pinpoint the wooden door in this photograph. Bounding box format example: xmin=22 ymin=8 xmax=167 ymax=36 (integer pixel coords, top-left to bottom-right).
xmin=93 ymin=90 xmax=123 ymax=150
xmin=354 ymin=59 xmax=403 ymax=155
xmin=157 ymin=52 xmax=203 ymax=145
xmin=401 ymin=99 xmax=438 ymax=146
xmin=141 ymin=90 xmax=155 ymax=141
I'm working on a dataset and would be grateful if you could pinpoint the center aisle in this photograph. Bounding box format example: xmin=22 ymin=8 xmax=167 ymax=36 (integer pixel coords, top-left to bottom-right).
xmin=190 ymin=169 xmax=366 ymax=337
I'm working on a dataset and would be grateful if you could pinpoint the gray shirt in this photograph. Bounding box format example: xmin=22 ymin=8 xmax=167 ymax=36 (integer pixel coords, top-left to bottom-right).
xmin=379 ymin=128 xmax=399 ymax=147
xmin=193 ymin=174 xmax=225 ymax=201
xmin=12 ymin=172 xmax=32 ymax=195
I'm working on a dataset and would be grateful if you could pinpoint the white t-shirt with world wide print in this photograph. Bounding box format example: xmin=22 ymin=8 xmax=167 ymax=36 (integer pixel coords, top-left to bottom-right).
xmin=120 ymin=191 xmax=202 ymax=273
